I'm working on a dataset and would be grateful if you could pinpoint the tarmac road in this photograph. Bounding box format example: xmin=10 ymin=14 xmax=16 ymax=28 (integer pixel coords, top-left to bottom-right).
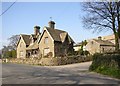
xmin=2 ymin=61 xmax=120 ymax=84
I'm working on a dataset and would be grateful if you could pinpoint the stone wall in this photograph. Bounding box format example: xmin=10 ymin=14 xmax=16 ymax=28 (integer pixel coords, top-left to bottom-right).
xmin=3 ymin=55 xmax=92 ymax=66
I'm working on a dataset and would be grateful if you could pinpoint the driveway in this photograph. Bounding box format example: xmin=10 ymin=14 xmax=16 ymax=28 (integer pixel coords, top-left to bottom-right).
xmin=2 ymin=61 xmax=120 ymax=84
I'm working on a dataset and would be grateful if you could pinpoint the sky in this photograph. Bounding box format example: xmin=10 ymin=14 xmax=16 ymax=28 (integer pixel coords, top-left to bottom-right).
xmin=1 ymin=2 xmax=112 ymax=49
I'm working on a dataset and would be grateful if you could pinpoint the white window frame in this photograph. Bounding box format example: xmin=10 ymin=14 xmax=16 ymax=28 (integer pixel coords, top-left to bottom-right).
xmin=44 ymin=48 xmax=50 ymax=56
xmin=44 ymin=37 xmax=48 ymax=44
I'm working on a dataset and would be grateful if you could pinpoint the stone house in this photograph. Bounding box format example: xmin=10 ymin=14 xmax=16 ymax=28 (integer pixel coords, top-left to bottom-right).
xmin=17 ymin=26 xmax=40 ymax=58
xmin=102 ymin=34 xmax=115 ymax=44
xmin=85 ymin=37 xmax=115 ymax=54
xmin=17 ymin=21 xmax=74 ymax=58
xmin=74 ymin=35 xmax=117 ymax=55
xmin=74 ymin=43 xmax=82 ymax=51
xmin=38 ymin=21 xmax=74 ymax=57
xmin=17 ymin=34 xmax=31 ymax=58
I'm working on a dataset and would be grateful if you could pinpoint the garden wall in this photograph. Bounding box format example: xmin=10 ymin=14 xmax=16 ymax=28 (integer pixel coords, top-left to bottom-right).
xmin=3 ymin=55 xmax=92 ymax=66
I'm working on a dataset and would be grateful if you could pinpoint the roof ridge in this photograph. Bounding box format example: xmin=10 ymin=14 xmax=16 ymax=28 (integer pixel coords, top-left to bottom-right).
xmin=20 ymin=34 xmax=30 ymax=36
xmin=45 ymin=26 xmax=67 ymax=33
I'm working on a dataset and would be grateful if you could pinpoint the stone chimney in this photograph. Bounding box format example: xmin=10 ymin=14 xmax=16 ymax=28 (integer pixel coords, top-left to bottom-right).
xmin=34 ymin=26 xmax=40 ymax=35
xmin=98 ymin=36 xmax=102 ymax=40
xmin=48 ymin=21 xmax=55 ymax=29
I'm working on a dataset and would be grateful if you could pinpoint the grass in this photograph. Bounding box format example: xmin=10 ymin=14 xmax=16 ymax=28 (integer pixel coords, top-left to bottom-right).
xmin=94 ymin=66 xmax=120 ymax=79
xmin=89 ymin=53 xmax=120 ymax=79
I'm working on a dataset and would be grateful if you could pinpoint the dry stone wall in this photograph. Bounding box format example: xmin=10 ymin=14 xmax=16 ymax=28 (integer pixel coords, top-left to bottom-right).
xmin=3 ymin=55 xmax=92 ymax=66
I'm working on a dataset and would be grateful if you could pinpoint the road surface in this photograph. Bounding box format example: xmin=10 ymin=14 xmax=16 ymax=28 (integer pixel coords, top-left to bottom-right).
xmin=2 ymin=61 xmax=120 ymax=84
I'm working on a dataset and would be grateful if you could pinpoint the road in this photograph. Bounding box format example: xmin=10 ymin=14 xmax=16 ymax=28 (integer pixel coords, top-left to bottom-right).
xmin=2 ymin=61 xmax=120 ymax=84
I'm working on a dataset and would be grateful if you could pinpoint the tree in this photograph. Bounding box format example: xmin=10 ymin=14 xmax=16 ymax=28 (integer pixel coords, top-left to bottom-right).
xmin=2 ymin=46 xmax=16 ymax=58
xmin=82 ymin=2 xmax=120 ymax=51
xmin=78 ymin=40 xmax=88 ymax=55
xmin=116 ymin=2 xmax=120 ymax=38
xmin=8 ymin=35 xmax=20 ymax=50
xmin=81 ymin=40 xmax=88 ymax=51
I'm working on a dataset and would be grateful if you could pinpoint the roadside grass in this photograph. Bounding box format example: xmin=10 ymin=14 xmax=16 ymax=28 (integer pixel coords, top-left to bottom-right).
xmin=93 ymin=67 xmax=120 ymax=79
xmin=89 ymin=53 xmax=120 ymax=79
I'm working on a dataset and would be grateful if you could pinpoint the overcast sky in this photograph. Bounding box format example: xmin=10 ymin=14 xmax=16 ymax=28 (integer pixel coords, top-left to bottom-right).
xmin=1 ymin=2 xmax=112 ymax=49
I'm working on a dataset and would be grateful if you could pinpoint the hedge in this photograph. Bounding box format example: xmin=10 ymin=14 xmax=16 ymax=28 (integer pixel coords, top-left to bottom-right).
xmin=89 ymin=53 xmax=120 ymax=79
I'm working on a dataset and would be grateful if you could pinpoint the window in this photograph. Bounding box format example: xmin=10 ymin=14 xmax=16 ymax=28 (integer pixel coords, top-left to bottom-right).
xmin=20 ymin=51 xmax=24 ymax=57
xmin=44 ymin=48 xmax=50 ymax=56
xmin=20 ymin=42 xmax=23 ymax=47
xmin=44 ymin=37 xmax=48 ymax=44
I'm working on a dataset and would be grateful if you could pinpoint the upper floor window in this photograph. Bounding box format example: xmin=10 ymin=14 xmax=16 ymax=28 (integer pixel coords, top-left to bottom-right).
xmin=20 ymin=42 xmax=23 ymax=47
xmin=44 ymin=37 xmax=48 ymax=44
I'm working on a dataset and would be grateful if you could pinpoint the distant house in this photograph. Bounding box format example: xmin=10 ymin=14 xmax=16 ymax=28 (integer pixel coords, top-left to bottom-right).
xmin=74 ymin=35 xmax=116 ymax=55
xmin=86 ymin=37 xmax=115 ymax=54
xmin=102 ymin=34 xmax=115 ymax=44
xmin=17 ymin=21 xmax=74 ymax=58
xmin=74 ymin=43 xmax=82 ymax=51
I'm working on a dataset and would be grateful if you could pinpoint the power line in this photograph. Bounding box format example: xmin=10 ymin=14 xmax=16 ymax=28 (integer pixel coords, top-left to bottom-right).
xmin=0 ymin=0 xmax=17 ymax=16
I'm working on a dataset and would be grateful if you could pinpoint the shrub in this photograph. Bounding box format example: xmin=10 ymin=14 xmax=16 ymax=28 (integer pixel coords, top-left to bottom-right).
xmin=3 ymin=50 xmax=16 ymax=58
xmin=89 ymin=53 xmax=120 ymax=79
xmin=83 ymin=50 xmax=90 ymax=56
xmin=11 ymin=50 xmax=16 ymax=58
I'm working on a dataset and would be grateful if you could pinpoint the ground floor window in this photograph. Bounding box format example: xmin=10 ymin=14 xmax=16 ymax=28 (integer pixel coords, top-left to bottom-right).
xmin=20 ymin=51 xmax=24 ymax=58
xmin=44 ymin=48 xmax=50 ymax=56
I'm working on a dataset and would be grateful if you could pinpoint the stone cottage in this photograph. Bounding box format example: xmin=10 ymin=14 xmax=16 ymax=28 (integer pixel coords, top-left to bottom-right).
xmin=17 ymin=21 xmax=74 ymax=58
xmin=85 ymin=36 xmax=115 ymax=54
xmin=73 ymin=42 xmax=82 ymax=51
xmin=17 ymin=26 xmax=40 ymax=58
xmin=38 ymin=21 xmax=74 ymax=57
xmin=74 ymin=35 xmax=117 ymax=55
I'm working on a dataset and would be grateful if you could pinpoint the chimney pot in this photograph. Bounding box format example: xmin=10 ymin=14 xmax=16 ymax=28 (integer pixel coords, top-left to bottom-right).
xmin=48 ymin=21 xmax=55 ymax=29
xmin=98 ymin=36 xmax=102 ymax=40
xmin=34 ymin=26 xmax=40 ymax=35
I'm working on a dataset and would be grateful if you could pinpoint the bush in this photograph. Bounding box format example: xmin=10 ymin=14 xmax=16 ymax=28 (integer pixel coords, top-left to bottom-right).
xmin=3 ymin=50 xmax=16 ymax=58
xmin=89 ymin=53 xmax=120 ymax=79
xmin=96 ymin=66 xmax=120 ymax=79
xmin=11 ymin=50 xmax=16 ymax=58
xmin=78 ymin=49 xmax=90 ymax=56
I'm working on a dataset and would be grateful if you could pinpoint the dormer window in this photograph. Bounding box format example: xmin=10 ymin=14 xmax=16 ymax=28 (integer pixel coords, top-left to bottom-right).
xmin=44 ymin=37 xmax=48 ymax=44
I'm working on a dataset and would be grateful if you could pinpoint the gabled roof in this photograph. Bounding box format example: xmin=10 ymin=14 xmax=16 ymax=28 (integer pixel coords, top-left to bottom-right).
xmin=31 ymin=34 xmax=36 ymax=38
xmin=26 ymin=43 xmax=39 ymax=50
xmin=39 ymin=27 xmax=74 ymax=43
xmin=20 ymin=34 xmax=30 ymax=45
xmin=93 ymin=39 xmax=114 ymax=46
xmin=17 ymin=34 xmax=31 ymax=46
xmin=46 ymin=27 xmax=65 ymax=42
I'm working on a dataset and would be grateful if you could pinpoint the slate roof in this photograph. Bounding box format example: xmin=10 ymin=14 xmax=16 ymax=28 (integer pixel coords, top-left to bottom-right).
xmin=20 ymin=34 xmax=31 ymax=45
xmin=93 ymin=39 xmax=114 ymax=46
xmin=31 ymin=34 xmax=36 ymax=38
xmin=26 ymin=43 xmax=39 ymax=50
xmin=45 ymin=27 xmax=74 ymax=43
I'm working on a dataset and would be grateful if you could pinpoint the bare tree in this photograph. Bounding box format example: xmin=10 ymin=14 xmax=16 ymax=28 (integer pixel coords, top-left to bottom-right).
xmin=82 ymin=2 xmax=120 ymax=51
xmin=8 ymin=35 xmax=20 ymax=50
xmin=116 ymin=2 xmax=120 ymax=38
